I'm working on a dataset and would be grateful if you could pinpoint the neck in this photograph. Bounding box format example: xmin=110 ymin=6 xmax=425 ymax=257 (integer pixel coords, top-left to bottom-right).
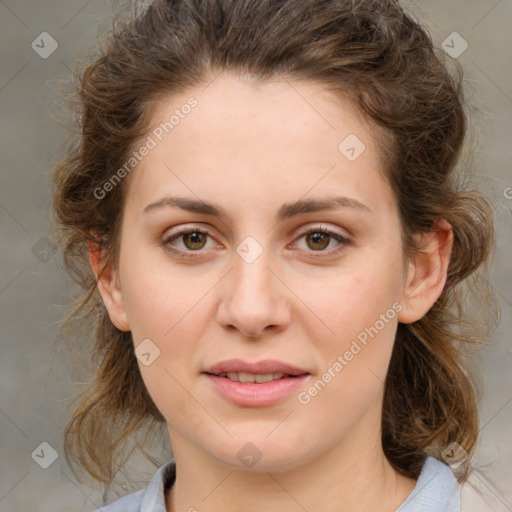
xmin=165 ymin=410 xmax=416 ymax=512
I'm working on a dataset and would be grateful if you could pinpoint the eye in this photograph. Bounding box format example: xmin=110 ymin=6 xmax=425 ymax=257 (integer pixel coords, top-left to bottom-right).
xmin=292 ymin=226 xmax=351 ymax=256
xmin=162 ymin=227 xmax=218 ymax=257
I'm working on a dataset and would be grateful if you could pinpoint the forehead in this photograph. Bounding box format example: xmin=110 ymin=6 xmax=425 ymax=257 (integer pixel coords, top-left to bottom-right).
xmin=124 ymin=73 xmax=395 ymax=217
xmin=144 ymin=74 xmax=371 ymax=157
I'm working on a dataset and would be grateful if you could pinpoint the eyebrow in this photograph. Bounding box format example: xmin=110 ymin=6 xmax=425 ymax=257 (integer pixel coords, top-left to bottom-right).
xmin=143 ymin=195 xmax=371 ymax=221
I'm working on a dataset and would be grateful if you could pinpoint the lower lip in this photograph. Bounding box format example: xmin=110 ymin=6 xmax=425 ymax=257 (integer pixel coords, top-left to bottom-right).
xmin=204 ymin=374 xmax=310 ymax=407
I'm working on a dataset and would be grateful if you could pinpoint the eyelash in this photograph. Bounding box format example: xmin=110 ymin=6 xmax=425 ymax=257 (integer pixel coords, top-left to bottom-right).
xmin=162 ymin=225 xmax=351 ymax=260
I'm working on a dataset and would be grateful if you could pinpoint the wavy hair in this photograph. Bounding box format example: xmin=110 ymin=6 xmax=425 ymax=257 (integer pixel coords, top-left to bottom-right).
xmin=51 ymin=0 xmax=498 ymax=491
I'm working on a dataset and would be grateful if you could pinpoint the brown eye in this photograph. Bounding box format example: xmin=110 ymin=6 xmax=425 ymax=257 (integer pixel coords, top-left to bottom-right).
xmin=163 ymin=228 xmax=216 ymax=257
xmin=182 ymin=231 xmax=208 ymax=250
xmin=292 ymin=226 xmax=351 ymax=257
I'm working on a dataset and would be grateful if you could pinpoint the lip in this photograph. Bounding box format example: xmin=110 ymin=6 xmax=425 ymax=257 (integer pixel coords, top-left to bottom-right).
xmin=202 ymin=359 xmax=310 ymax=407
xmin=203 ymin=358 xmax=309 ymax=376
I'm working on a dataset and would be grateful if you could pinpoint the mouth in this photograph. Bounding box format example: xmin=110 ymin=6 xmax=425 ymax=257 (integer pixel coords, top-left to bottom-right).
xmin=203 ymin=358 xmax=310 ymax=377
xmin=202 ymin=359 xmax=311 ymax=407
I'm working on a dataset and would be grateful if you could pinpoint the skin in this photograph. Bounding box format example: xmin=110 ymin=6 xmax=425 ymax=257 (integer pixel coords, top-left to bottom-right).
xmin=90 ymin=73 xmax=453 ymax=512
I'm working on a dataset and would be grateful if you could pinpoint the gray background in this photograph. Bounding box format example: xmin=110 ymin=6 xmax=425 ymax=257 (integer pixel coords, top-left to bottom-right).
xmin=0 ymin=1 xmax=511 ymax=511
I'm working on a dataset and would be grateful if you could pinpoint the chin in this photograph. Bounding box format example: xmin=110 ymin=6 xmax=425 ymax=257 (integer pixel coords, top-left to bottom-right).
xmin=204 ymin=430 xmax=316 ymax=473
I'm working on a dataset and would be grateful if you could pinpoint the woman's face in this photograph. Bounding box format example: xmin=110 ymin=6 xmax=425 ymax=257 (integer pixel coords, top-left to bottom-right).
xmin=105 ymin=74 xmax=417 ymax=471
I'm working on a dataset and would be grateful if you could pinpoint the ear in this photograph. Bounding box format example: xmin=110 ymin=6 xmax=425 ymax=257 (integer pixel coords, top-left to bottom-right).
xmin=88 ymin=238 xmax=130 ymax=332
xmin=398 ymin=219 xmax=453 ymax=324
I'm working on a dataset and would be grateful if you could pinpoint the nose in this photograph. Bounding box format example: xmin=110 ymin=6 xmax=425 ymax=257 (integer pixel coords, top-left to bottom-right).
xmin=216 ymin=249 xmax=292 ymax=339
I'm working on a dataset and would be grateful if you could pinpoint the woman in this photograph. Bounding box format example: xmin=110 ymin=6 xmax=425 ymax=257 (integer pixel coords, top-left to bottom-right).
xmin=51 ymin=0 xmax=497 ymax=510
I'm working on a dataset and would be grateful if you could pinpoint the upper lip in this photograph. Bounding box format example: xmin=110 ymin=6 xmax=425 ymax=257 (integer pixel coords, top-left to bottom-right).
xmin=203 ymin=359 xmax=310 ymax=376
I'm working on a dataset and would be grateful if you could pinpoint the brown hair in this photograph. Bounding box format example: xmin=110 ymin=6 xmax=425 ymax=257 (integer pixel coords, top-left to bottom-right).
xmin=51 ymin=0 xmax=498 ymax=491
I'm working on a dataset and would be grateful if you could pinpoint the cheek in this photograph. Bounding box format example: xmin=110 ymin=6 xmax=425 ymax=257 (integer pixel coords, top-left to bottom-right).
xmin=297 ymin=262 xmax=402 ymax=347
xmin=121 ymin=245 xmax=213 ymax=342
xmin=299 ymin=293 xmax=398 ymax=434
xmin=124 ymin=271 xmax=212 ymax=426
xmin=119 ymin=249 xmax=212 ymax=395
xmin=295 ymin=260 xmax=402 ymax=405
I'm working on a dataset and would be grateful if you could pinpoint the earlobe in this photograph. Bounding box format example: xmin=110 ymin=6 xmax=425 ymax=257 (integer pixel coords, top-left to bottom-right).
xmin=397 ymin=220 xmax=453 ymax=324
xmin=87 ymin=239 xmax=130 ymax=332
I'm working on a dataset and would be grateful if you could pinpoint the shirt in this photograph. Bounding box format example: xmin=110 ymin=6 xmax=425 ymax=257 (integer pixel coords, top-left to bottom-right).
xmin=95 ymin=456 xmax=461 ymax=511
